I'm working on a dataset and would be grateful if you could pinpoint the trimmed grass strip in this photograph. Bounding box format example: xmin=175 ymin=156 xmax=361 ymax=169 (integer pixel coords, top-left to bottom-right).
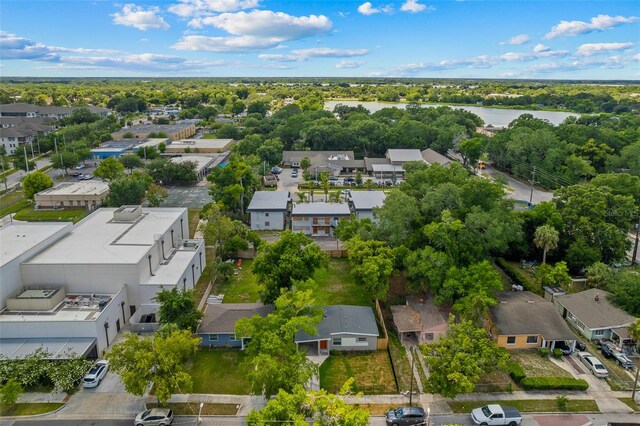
xmin=147 ymin=402 xmax=238 ymax=416
xmin=0 ymin=403 xmax=64 ymax=416
xmin=448 ymin=399 xmax=599 ymax=413
xmin=187 ymin=349 xmax=252 ymax=395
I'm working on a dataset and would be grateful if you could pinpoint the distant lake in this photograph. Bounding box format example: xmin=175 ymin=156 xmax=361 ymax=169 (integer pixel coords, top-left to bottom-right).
xmin=324 ymin=100 xmax=579 ymax=127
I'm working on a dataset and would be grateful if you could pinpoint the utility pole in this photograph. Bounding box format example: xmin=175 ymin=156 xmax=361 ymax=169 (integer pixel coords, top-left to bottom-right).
xmin=632 ymin=208 xmax=640 ymax=266
xmin=23 ymin=146 xmax=30 ymax=173
xmin=409 ymin=350 xmax=415 ymax=406
xmin=528 ymin=166 xmax=537 ymax=206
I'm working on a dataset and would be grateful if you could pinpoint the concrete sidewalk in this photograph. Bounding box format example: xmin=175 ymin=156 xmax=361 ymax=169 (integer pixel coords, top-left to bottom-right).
xmin=155 ymin=393 xmax=265 ymax=416
xmin=17 ymin=391 xmax=68 ymax=404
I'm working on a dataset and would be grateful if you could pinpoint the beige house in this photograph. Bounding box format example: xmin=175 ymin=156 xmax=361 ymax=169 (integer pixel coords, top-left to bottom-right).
xmin=35 ymin=181 xmax=110 ymax=211
xmin=391 ymin=294 xmax=449 ymax=344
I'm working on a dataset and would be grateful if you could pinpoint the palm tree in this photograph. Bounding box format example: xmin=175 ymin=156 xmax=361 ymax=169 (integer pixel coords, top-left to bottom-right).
xmin=534 ymin=224 xmax=559 ymax=264
xmin=629 ymin=319 xmax=640 ymax=400
xmin=329 ymin=189 xmax=342 ymax=203
xmin=320 ymin=172 xmax=330 ymax=202
xmin=297 ymin=191 xmax=307 ymax=203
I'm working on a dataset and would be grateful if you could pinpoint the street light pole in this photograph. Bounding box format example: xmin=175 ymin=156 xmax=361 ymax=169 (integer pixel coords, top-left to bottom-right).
xmin=632 ymin=209 xmax=639 ymax=266
xmin=197 ymin=402 xmax=204 ymax=425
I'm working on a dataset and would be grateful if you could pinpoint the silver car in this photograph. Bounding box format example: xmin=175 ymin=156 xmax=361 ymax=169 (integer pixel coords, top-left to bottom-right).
xmin=577 ymin=351 xmax=609 ymax=378
xmin=134 ymin=408 xmax=173 ymax=426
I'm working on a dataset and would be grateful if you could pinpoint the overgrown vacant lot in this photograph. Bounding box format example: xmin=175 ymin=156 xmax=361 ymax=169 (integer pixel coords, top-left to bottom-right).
xmin=320 ymin=350 xmax=397 ymax=395
xmin=186 ymin=349 xmax=252 ymax=395
xmin=510 ymin=350 xmax=573 ymax=378
xmin=217 ymin=258 xmax=372 ymax=307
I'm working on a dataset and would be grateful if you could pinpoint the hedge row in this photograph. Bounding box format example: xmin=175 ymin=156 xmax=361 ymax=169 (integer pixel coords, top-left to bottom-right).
xmin=520 ymin=377 xmax=589 ymax=391
xmin=508 ymin=363 xmax=526 ymax=383
xmin=496 ymin=258 xmax=537 ymax=293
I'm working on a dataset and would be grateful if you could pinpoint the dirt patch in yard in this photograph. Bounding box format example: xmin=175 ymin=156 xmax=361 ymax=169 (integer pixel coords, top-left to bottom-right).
xmin=510 ymin=350 xmax=572 ymax=378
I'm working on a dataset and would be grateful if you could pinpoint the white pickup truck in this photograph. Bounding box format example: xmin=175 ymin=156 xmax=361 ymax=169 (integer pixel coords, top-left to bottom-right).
xmin=471 ymin=404 xmax=523 ymax=426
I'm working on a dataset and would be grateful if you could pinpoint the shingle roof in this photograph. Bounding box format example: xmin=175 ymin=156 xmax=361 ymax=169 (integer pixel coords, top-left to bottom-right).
xmin=386 ymin=149 xmax=424 ymax=163
xmin=295 ymin=305 xmax=379 ymax=342
xmin=349 ymin=191 xmax=386 ymax=211
xmin=555 ymin=289 xmax=635 ymax=329
xmin=364 ymin=157 xmax=391 ymax=172
xmin=492 ymin=291 xmax=576 ymax=341
xmin=421 ymin=148 xmax=452 ymax=166
xmin=247 ymin=191 xmax=290 ymax=211
xmin=197 ymin=303 xmax=274 ymax=334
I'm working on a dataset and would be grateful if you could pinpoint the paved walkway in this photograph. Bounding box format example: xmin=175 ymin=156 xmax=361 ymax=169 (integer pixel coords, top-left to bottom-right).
xmin=157 ymin=393 xmax=265 ymax=416
xmin=17 ymin=391 xmax=68 ymax=404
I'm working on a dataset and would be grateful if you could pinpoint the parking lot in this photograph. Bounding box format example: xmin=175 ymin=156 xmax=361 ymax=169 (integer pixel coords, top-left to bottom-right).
xmin=161 ymin=184 xmax=212 ymax=208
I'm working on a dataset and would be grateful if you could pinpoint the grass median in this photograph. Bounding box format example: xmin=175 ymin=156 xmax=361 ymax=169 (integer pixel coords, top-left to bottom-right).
xmin=448 ymin=399 xmax=599 ymax=413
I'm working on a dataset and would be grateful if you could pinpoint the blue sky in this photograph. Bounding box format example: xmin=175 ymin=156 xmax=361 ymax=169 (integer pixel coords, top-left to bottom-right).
xmin=1 ymin=0 xmax=638 ymax=79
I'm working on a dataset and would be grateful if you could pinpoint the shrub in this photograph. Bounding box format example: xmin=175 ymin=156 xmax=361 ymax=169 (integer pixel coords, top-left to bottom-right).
xmin=508 ymin=363 xmax=526 ymax=383
xmin=0 ymin=379 xmax=22 ymax=406
xmin=496 ymin=258 xmax=540 ymax=293
xmin=520 ymin=377 xmax=589 ymax=391
xmin=552 ymin=348 xmax=564 ymax=358
xmin=556 ymin=395 xmax=568 ymax=411
xmin=539 ymin=347 xmax=550 ymax=358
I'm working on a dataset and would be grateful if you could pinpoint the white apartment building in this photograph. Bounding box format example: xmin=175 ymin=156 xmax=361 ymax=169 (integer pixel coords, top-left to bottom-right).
xmin=0 ymin=206 xmax=205 ymax=359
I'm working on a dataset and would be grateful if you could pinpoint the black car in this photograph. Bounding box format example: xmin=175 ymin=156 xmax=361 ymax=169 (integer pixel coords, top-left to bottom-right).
xmin=385 ymin=407 xmax=426 ymax=426
xmin=270 ymin=166 xmax=282 ymax=174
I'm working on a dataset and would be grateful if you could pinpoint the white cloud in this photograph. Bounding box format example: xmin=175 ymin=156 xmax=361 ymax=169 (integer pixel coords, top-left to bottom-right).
xmin=191 ymin=10 xmax=332 ymax=40
xmin=168 ymin=0 xmax=260 ymax=17
xmin=529 ymin=55 xmax=635 ymax=73
xmin=501 ymin=34 xmax=530 ymax=45
xmin=258 ymin=53 xmax=307 ymax=62
xmin=291 ymin=47 xmax=369 ymax=58
xmin=173 ymin=35 xmax=282 ymax=52
xmin=357 ymin=2 xmax=393 ymax=15
xmin=500 ymin=49 xmax=568 ymax=62
xmin=533 ymin=43 xmax=550 ymax=53
xmin=545 ymin=14 xmax=638 ymax=39
xmin=112 ymin=4 xmax=169 ymax=31
xmin=336 ymin=60 xmax=365 ymax=68
xmin=400 ymin=0 xmax=433 ymax=13
xmin=0 ymin=32 xmax=59 ymax=61
xmin=576 ymin=42 xmax=634 ymax=57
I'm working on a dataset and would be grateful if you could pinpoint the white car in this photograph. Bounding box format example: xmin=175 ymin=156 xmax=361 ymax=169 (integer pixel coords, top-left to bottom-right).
xmin=83 ymin=360 xmax=109 ymax=388
xmin=134 ymin=408 xmax=174 ymax=426
xmin=577 ymin=351 xmax=609 ymax=378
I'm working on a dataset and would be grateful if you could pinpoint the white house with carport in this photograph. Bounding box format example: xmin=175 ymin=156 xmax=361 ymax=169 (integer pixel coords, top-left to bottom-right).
xmin=291 ymin=202 xmax=351 ymax=236
xmin=295 ymin=305 xmax=379 ymax=355
xmin=348 ymin=191 xmax=386 ymax=223
xmin=247 ymin=191 xmax=290 ymax=231
xmin=553 ymin=289 xmax=635 ymax=344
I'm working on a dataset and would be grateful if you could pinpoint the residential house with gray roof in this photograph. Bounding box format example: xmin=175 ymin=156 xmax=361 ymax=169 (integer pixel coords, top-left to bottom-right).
xmin=421 ymin=148 xmax=452 ymax=166
xmin=348 ymin=191 xmax=386 ymax=223
xmin=291 ymin=202 xmax=351 ymax=236
xmin=247 ymin=191 xmax=290 ymax=230
xmin=295 ymin=305 xmax=379 ymax=355
xmin=197 ymin=303 xmax=274 ymax=349
xmin=553 ymin=289 xmax=635 ymax=343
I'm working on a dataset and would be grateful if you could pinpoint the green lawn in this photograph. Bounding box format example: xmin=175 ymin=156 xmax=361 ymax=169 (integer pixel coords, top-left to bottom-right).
xmin=448 ymin=399 xmax=599 ymax=413
xmin=0 ymin=403 xmax=64 ymax=416
xmin=387 ymin=332 xmax=412 ymax=392
xmin=13 ymin=207 xmax=88 ymax=223
xmin=352 ymin=404 xmax=400 ymax=415
xmin=320 ymin=350 xmax=397 ymax=395
xmin=147 ymin=402 xmax=238 ymax=415
xmin=0 ymin=191 xmax=31 ymax=217
xmin=618 ymin=398 xmax=639 ymax=412
xmin=510 ymin=350 xmax=572 ymax=378
xmin=218 ymin=259 xmax=262 ymax=303
xmin=187 ymin=208 xmax=202 ymax=238
xmin=193 ymin=247 xmax=216 ymax=306
xmin=313 ymin=259 xmax=372 ymax=307
xmin=187 ymin=349 xmax=252 ymax=395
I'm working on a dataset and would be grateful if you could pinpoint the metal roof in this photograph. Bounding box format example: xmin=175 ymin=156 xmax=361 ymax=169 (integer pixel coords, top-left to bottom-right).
xmin=295 ymin=305 xmax=379 ymax=342
xmin=247 ymin=191 xmax=290 ymax=211
xmin=349 ymin=191 xmax=386 ymax=211
xmin=291 ymin=202 xmax=351 ymax=216
xmin=0 ymin=337 xmax=96 ymax=359
xmin=386 ymin=149 xmax=424 ymax=163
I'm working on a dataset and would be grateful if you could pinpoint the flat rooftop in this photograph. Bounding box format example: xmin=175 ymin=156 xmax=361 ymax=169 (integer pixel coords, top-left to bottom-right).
xmin=23 ymin=208 xmax=186 ymax=265
xmin=36 ymin=181 xmax=109 ymax=196
xmin=0 ymin=222 xmax=72 ymax=268
xmin=349 ymin=191 xmax=386 ymax=210
xmin=0 ymin=337 xmax=96 ymax=359
xmin=170 ymin=155 xmax=215 ymax=172
xmin=112 ymin=122 xmax=195 ymax=136
xmin=142 ymin=241 xmax=203 ymax=286
xmin=169 ymin=139 xmax=234 ymax=149
xmin=0 ymin=292 xmax=115 ymax=322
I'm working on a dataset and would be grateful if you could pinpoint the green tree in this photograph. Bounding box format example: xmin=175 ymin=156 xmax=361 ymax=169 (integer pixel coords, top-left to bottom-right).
xmin=236 ymin=286 xmax=322 ymax=397
xmin=207 ymin=154 xmax=259 ymax=216
xmin=534 ymin=262 xmax=572 ymax=290
xmin=629 ymin=319 xmax=640 ymax=400
xmin=94 ymin=157 xmax=125 ymax=181
xmin=158 ymin=142 xmax=166 ymax=153
xmin=107 ymin=172 xmax=152 ymax=206
xmin=256 ymin=138 xmax=284 ymax=165
xmin=319 ymin=171 xmax=330 ymax=201
xmin=252 ymin=231 xmax=328 ymax=304
xmin=421 ymin=317 xmax=509 ymax=398
xmin=344 ymin=237 xmax=395 ymax=300
xmin=23 ymin=171 xmax=53 ymax=200
xmin=585 ymin=262 xmax=612 ymax=289
xmin=333 ymin=217 xmax=375 ymax=242
xmin=50 ymin=150 xmax=78 ymax=174
xmin=0 ymin=379 xmax=22 ymax=407
xmin=607 ymin=270 xmax=640 ymax=316
xmin=247 ymin=379 xmax=369 ymax=426
xmin=375 ymin=189 xmax=420 ymax=247
xmin=231 ymin=100 xmax=246 ymax=116
xmin=119 ymin=154 xmax=144 ymax=173
xmin=457 ymin=136 xmax=486 ymax=168
xmin=534 ymin=224 xmax=559 ymax=264
xmin=201 ymin=202 xmax=260 ymax=259
xmin=106 ymin=329 xmax=199 ymax=405
xmin=146 ymin=184 xmax=168 ymax=207
xmin=300 ymin=156 xmax=311 ymax=171
xmin=404 ymin=246 xmax=453 ymax=294
xmin=155 ymin=288 xmax=203 ymax=332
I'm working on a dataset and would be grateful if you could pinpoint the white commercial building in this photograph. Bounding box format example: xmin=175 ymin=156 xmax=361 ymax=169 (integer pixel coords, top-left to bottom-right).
xmin=34 ymin=181 xmax=110 ymax=211
xmin=247 ymin=191 xmax=290 ymax=231
xmin=0 ymin=206 xmax=205 ymax=358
